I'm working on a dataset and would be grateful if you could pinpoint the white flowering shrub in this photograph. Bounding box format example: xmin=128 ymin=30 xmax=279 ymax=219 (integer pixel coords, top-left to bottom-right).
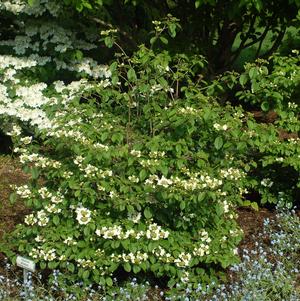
xmin=1 ymin=0 xmax=298 ymax=294
xmin=2 ymin=34 xmax=265 ymax=290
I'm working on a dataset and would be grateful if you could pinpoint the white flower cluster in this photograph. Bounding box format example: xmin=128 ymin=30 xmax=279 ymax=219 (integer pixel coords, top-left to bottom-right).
xmin=29 ymin=247 xmax=56 ymax=261
xmin=174 ymin=252 xmax=192 ymax=267
xmin=6 ymin=125 xmax=22 ymax=136
xmin=0 ymin=0 xmax=112 ymax=135
xmin=15 ymin=184 xmax=32 ymax=199
xmin=139 ymin=159 xmax=160 ymax=168
xmin=222 ymin=200 xmax=230 ymax=213
xmin=0 ymin=0 xmax=62 ymax=16
xmin=220 ymin=168 xmax=246 ymax=181
xmin=192 ymin=229 xmax=211 ymax=257
xmin=74 ymin=157 xmax=113 ymax=179
xmin=152 ymin=246 xmax=172 ymax=263
xmin=34 ymin=187 xmax=64 ymax=204
xmin=19 ymin=152 xmax=61 ymax=169
xmin=45 ymin=203 xmax=61 ymax=214
xmin=75 ymin=207 xmax=92 ymax=225
xmin=213 ymin=123 xmax=228 ymax=131
xmin=145 ymin=172 xmax=223 ymax=191
xmin=128 ymin=175 xmax=139 ymax=183
xmin=77 ymin=259 xmax=96 ymax=269
xmin=24 ymin=213 xmax=37 ymax=225
xmin=63 ymin=237 xmax=77 ymax=246
xmin=287 ymin=138 xmax=300 ymax=145
xmin=36 ymin=210 xmax=49 ymax=226
xmin=178 ymin=106 xmax=201 ymax=115
xmin=145 ymin=175 xmax=173 ymax=188
xmin=261 ymin=178 xmax=274 ymax=187
xmin=95 ymin=222 xmax=169 ymax=240
xmin=94 ymin=143 xmax=109 ymax=151
xmin=288 ymin=102 xmax=298 ymax=109
xmin=24 ymin=210 xmax=49 ymax=226
xmin=128 ymin=212 xmax=141 ymax=223
xmin=20 ymin=136 xmax=33 ymax=145
xmin=111 ymin=251 xmax=148 ymax=264
xmin=0 ymin=54 xmax=50 ymax=70
xmin=149 ymin=151 xmax=166 ymax=158
xmin=130 ymin=149 xmax=142 ymax=157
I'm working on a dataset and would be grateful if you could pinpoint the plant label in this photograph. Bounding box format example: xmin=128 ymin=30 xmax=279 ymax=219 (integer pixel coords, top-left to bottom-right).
xmin=16 ymin=256 xmax=36 ymax=272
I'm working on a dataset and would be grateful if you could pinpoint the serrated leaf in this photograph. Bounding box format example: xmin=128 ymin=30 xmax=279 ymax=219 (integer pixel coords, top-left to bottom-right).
xmin=144 ymin=207 xmax=152 ymax=219
xmin=139 ymin=169 xmax=147 ymax=181
xmin=67 ymin=263 xmax=75 ymax=272
xmin=83 ymin=270 xmax=90 ymax=279
xmin=53 ymin=216 xmax=60 ymax=225
xmin=160 ymin=36 xmax=168 ymax=44
xmin=214 ymin=136 xmax=223 ymax=150
xmin=106 ymin=277 xmax=113 ymax=286
xmin=133 ymin=265 xmax=141 ymax=274
xmin=239 ymin=74 xmax=248 ymax=86
xmin=124 ymin=262 xmax=131 ymax=272
xmin=150 ymin=37 xmax=157 ymax=45
xmin=127 ymin=68 xmax=137 ymax=82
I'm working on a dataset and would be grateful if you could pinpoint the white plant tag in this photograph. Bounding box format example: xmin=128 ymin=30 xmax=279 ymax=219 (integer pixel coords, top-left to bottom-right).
xmin=16 ymin=256 xmax=36 ymax=272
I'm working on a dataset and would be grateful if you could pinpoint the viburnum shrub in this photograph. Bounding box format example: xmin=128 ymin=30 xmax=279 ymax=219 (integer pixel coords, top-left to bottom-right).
xmin=1 ymin=0 xmax=298 ymax=293
xmin=4 ymin=41 xmax=264 ymax=290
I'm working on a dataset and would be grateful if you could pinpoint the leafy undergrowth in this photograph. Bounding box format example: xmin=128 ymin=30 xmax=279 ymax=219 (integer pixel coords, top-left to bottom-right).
xmin=0 ymin=155 xmax=299 ymax=300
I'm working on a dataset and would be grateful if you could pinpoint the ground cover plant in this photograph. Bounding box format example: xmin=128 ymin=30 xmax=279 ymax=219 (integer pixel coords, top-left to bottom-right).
xmin=0 ymin=0 xmax=299 ymax=299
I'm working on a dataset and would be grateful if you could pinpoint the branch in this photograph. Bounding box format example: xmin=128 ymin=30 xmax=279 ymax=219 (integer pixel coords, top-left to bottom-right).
xmin=229 ymin=16 xmax=256 ymax=65
xmin=232 ymin=16 xmax=256 ymax=55
xmin=262 ymin=27 xmax=286 ymax=58
xmin=255 ymin=24 xmax=270 ymax=58
xmin=89 ymin=16 xmax=137 ymax=48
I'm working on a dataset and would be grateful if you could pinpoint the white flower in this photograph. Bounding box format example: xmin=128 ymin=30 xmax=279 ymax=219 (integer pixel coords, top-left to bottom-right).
xmin=157 ymin=176 xmax=173 ymax=188
xmin=37 ymin=210 xmax=49 ymax=226
xmin=75 ymin=207 xmax=92 ymax=225
xmin=130 ymin=149 xmax=142 ymax=157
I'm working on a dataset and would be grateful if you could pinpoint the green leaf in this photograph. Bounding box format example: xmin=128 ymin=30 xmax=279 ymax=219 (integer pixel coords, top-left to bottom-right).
xmin=239 ymin=74 xmax=248 ymax=86
xmin=144 ymin=207 xmax=152 ymax=219
xmin=53 ymin=216 xmax=60 ymax=225
xmin=83 ymin=270 xmax=90 ymax=279
xmin=9 ymin=192 xmax=17 ymax=204
xmin=214 ymin=136 xmax=223 ymax=150
xmin=133 ymin=265 xmax=141 ymax=273
xmin=124 ymin=262 xmax=131 ymax=272
xmin=106 ymin=277 xmax=113 ymax=286
xmin=180 ymin=201 xmax=185 ymax=210
xmin=150 ymin=37 xmax=157 ymax=45
xmin=28 ymin=0 xmax=37 ymax=6
xmin=168 ymin=23 xmax=177 ymax=38
xmin=67 ymin=263 xmax=75 ymax=272
xmin=104 ymin=37 xmax=114 ymax=48
xmin=251 ymin=202 xmax=259 ymax=211
xmin=139 ymin=169 xmax=147 ymax=181
xmin=261 ymin=101 xmax=270 ymax=112
xmin=40 ymin=262 xmax=47 ymax=269
xmin=249 ymin=67 xmax=258 ymax=79
xmin=31 ymin=167 xmax=39 ymax=179
xmin=160 ymin=36 xmax=169 ymax=45
xmin=127 ymin=68 xmax=137 ymax=82
xmin=195 ymin=0 xmax=201 ymax=8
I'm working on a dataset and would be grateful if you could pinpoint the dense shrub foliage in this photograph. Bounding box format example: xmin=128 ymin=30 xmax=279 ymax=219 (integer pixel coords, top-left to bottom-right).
xmin=0 ymin=0 xmax=299 ymax=296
